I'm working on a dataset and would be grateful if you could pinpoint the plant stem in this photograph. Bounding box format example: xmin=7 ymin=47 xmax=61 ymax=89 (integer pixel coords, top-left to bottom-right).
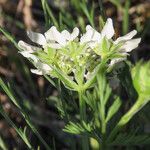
xmin=97 ymin=69 xmax=107 ymax=149
xmin=79 ymin=90 xmax=89 ymax=150
xmin=99 ymin=99 xmax=106 ymax=149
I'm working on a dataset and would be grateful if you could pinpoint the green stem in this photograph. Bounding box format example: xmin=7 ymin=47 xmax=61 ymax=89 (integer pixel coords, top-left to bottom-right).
xmin=97 ymin=69 xmax=107 ymax=149
xmin=79 ymin=91 xmax=86 ymax=121
xmin=99 ymin=98 xmax=106 ymax=149
xmin=107 ymin=96 xmax=149 ymax=143
xmin=78 ymin=90 xmax=89 ymax=150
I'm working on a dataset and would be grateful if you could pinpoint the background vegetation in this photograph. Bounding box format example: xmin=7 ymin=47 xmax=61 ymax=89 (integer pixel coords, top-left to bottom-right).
xmin=0 ymin=0 xmax=150 ymax=149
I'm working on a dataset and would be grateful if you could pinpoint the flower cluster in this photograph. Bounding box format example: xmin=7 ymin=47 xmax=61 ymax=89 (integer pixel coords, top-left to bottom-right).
xmin=18 ymin=18 xmax=141 ymax=89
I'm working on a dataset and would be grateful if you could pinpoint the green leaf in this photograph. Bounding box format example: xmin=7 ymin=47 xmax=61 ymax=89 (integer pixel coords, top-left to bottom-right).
xmin=84 ymin=91 xmax=97 ymax=111
xmin=52 ymin=67 xmax=78 ymax=91
xmin=74 ymin=67 xmax=85 ymax=85
xmin=105 ymin=97 xmax=121 ymax=123
xmin=107 ymin=96 xmax=150 ymax=143
xmin=132 ymin=61 xmax=150 ymax=100
xmin=84 ymin=61 xmax=106 ymax=90
xmin=110 ymin=133 xmax=150 ymax=146
xmin=63 ymin=121 xmax=93 ymax=135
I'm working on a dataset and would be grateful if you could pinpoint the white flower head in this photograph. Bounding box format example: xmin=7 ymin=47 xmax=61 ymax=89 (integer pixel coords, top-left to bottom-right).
xmin=80 ymin=18 xmax=114 ymax=48
xmin=26 ymin=26 xmax=79 ymax=49
xmin=18 ymin=18 xmax=141 ymax=77
xmin=80 ymin=25 xmax=101 ymax=48
xmin=61 ymin=27 xmax=79 ymax=41
xmin=18 ymin=27 xmax=80 ymax=75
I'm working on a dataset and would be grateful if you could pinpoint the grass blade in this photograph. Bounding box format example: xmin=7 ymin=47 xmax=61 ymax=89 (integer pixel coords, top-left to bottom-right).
xmin=0 ymin=27 xmax=19 ymax=50
xmin=122 ymin=0 xmax=130 ymax=34
xmin=0 ymin=105 xmax=33 ymax=150
xmin=0 ymin=78 xmax=51 ymax=150
xmin=0 ymin=136 xmax=8 ymax=150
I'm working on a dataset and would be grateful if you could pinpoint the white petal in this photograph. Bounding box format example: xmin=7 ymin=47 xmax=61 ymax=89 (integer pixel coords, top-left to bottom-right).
xmin=31 ymin=62 xmax=52 ymax=75
xmin=61 ymin=30 xmax=70 ymax=40
xmin=88 ymin=41 xmax=98 ymax=49
xmin=109 ymin=58 xmax=126 ymax=67
xmin=80 ymin=25 xmax=93 ymax=43
xmin=101 ymin=18 xmax=114 ymax=39
xmin=30 ymin=69 xmax=43 ymax=75
xmin=19 ymin=51 xmax=39 ymax=62
xmin=80 ymin=30 xmax=92 ymax=43
xmin=120 ymin=38 xmax=141 ymax=52
xmin=18 ymin=41 xmax=40 ymax=52
xmin=47 ymin=43 xmax=62 ymax=49
xmin=35 ymin=62 xmax=51 ymax=71
xmin=80 ymin=25 xmax=101 ymax=44
xmin=70 ymin=27 xmax=79 ymax=41
xmin=27 ymin=31 xmax=46 ymax=45
xmin=86 ymin=25 xmax=101 ymax=41
xmin=41 ymin=63 xmax=52 ymax=71
xmin=52 ymin=28 xmax=67 ymax=46
xmin=45 ymin=26 xmax=59 ymax=41
xmin=92 ymin=30 xmax=101 ymax=42
xmin=114 ymin=30 xmax=137 ymax=44
xmin=45 ymin=26 xmax=66 ymax=46
xmin=86 ymin=25 xmax=92 ymax=30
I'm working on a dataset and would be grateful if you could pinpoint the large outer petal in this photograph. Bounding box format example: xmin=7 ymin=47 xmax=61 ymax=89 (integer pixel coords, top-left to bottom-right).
xmin=101 ymin=18 xmax=114 ymax=39
xmin=44 ymin=26 xmax=58 ymax=41
xmin=31 ymin=61 xmax=52 ymax=75
xmin=114 ymin=30 xmax=137 ymax=44
xmin=18 ymin=41 xmax=40 ymax=52
xmin=70 ymin=27 xmax=79 ymax=41
xmin=80 ymin=25 xmax=101 ymax=44
xmin=109 ymin=57 xmax=126 ymax=67
xmin=120 ymin=38 xmax=141 ymax=52
xmin=45 ymin=26 xmax=66 ymax=46
xmin=30 ymin=69 xmax=43 ymax=75
xmin=19 ymin=51 xmax=39 ymax=63
xmin=27 ymin=31 xmax=47 ymax=45
xmin=61 ymin=30 xmax=70 ymax=40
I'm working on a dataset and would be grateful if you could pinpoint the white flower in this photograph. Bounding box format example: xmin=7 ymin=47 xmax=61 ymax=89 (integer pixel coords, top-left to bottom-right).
xmin=18 ymin=18 xmax=141 ymax=75
xmin=27 ymin=26 xmax=79 ymax=49
xmin=18 ymin=41 xmax=39 ymax=62
xmin=61 ymin=27 xmax=79 ymax=42
xmin=80 ymin=18 xmax=141 ymax=66
xmin=114 ymin=30 xmax=137 ymax=44
xmin=18 ymin=27 xmax=79 ymax=75
xmin=30 ymin=62 xmax=52 ymax=75
xmin=32 ymin=62 xmax=52 ymax=75
xmin=101 ymin=18 xmax=114 ymax=39
xmin=110 ymin=32 xmax=141 ymax=67
xmin=117 ymin=38 xmax=141 ymax=53
xmin=18 ymin=41 xmax=51 ymax=75
xmin=80 ymin=18 xmax=140 ymax=52
xmin=18 ymin=40 xmax=39 ymax=52
xmin=80 ymin=18 xmax=114 ymax=48
xmin=80 ymin=25 xmax=101 ymax=48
